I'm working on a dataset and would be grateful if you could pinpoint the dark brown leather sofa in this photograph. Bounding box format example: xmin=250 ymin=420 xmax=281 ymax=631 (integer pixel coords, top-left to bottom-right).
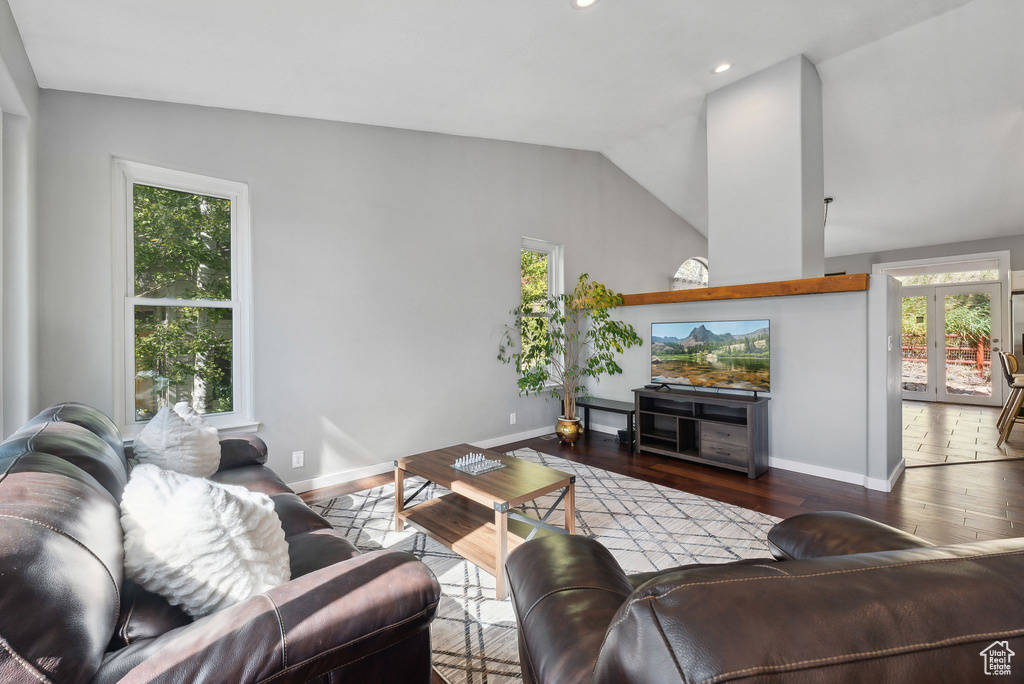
xmin=506 ymin=511 xmax=1024 ymax=683
xmin=0 ymin=402 xmax=441 ymax=683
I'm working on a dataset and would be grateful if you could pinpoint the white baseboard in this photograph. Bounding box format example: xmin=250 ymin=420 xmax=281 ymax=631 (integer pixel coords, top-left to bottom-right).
xmin=864 ymin=475 xmax=888 ymax=492
xmin=879 ymin=458 xmax=906 ymax=492
xmin=586 ymin=423 xmax=621 ymax=436
xmin=288 ymin=424 xmax=556 ymax=494
xmin=479 ymin=422 xmax=621 ymax=443
xmin=770 ymin=456 xmax=906 ymax=492
xmin=291 ymin=428 xmax=909 ymax=495
xmin=769 ymin=457 xmax=866 ymax=487
xmin=287 ymin=461 xmax=393 ymax=494
xmin=471 ymin=425 xmax=554 ymax=449
xmin=864 ymin=459 xmax=906 ymax=492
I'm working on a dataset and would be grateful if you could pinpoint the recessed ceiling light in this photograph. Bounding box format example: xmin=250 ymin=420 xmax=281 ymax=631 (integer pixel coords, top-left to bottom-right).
xmin=571 ymin=0 xmax=598 ymax=8
xmin=713 ymin=63 xmax=732 ymax=74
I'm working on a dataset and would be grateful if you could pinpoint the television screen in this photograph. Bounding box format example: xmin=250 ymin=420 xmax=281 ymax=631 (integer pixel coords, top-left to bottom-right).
xmin=651 ymin=320 xmax=770 ymax=392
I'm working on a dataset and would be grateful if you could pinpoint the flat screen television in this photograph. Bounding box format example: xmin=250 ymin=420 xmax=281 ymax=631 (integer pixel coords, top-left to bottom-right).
xmin=651 ymin=320 xmax=770 ymax=392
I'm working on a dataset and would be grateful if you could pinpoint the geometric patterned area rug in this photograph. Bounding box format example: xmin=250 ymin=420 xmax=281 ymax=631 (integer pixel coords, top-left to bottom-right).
xmin=308 ymin=448 xmax=781 ymax=683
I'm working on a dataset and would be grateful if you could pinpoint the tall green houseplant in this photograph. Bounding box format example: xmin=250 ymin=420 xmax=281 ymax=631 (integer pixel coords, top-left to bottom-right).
xmin=498 ymin=273 xmax=642 ymax=425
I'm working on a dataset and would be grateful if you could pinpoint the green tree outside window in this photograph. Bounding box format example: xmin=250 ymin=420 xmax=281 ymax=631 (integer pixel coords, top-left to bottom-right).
xmin=133 ymin=185 xmax=234 ymax=419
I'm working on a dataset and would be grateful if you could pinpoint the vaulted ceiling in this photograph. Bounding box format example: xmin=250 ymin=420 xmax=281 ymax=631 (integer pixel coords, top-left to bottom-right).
xmin=10 ymin=0 xmax=1021 ymax=256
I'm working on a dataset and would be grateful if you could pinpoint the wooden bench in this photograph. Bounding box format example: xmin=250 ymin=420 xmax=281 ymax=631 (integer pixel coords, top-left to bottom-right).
xmin=576 ymin=397 xmax=635 ymax=446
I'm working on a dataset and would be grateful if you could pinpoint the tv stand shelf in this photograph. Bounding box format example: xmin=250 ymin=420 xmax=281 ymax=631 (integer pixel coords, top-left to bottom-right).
xmin=632 ymin=388 xmax=769 ymax=479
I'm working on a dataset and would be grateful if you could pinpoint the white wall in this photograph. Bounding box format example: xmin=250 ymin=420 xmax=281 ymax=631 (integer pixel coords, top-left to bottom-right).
xmin=587 ymin=277 xmax=903 ymax=490
xmin=827 ymin=234 xmax=1024 ymax=274
xmin=706 ymin=55 xmax=824 ymax=286
xmin=867 ymin=275 xmax=903 ymax=486
xmin=2 ymin=114 xmax=37 ymax=435
xmin=36 ymin=89 xmax=706 ymax=485
xmin=0 ymin=0 xmax=39 ymax=436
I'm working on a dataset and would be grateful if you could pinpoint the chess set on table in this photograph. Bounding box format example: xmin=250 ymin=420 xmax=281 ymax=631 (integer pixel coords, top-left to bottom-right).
xmin=451 ymin=452 xmax=506 ymax=475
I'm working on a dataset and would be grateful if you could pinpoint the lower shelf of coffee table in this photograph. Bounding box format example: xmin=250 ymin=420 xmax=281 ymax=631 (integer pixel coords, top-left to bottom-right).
xmin=397 ymin=492 xmax=553 ymax=577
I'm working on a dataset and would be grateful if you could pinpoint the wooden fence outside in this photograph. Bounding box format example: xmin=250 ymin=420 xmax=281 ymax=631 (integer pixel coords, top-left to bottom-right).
xmin=902 ymin=333 xmax=990 ymax=372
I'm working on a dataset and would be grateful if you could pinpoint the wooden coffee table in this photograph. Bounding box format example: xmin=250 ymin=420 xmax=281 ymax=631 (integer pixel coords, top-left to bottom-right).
xmin=394 ymin=443 xmax=575 ymax=599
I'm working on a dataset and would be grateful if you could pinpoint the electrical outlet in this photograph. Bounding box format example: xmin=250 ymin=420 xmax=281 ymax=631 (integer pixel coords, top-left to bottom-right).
xmin=509 ymin=412 xmax=517 ymax=425
xmin=291 ymin=450 xmax=304 ymax=468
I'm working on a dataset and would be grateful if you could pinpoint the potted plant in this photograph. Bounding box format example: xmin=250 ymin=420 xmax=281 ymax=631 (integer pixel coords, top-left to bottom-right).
xmin=498 ymin=273 xmax=643 ymax=444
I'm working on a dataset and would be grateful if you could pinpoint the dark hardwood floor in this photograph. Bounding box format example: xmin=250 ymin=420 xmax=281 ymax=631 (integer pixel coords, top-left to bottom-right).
xmin=303 ymin=402 xmax=1024 ymax=546
xmin=299 ymin=401 xmax=1024 ymax=683
xmin=500 ymin=432 xmax=1024 ymax=545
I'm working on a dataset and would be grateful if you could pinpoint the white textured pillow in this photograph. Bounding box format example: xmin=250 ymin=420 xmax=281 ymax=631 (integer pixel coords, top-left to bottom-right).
xmin=121 ymin=464 xmax=290 ymax=618
xmin=133 ymin=405 xmax=220 ymax=477
xmin=173 ymin=401 xmax=211 ymax=429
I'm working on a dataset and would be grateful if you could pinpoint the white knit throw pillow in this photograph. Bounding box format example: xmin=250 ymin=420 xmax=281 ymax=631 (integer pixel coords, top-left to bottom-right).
xmin=121 ymin=464 xmax=290 ymax=618
xmin=133 ymin=405 xmax=220 ymax=477
xmin=173 ymin=401 xmax=210 ymax=429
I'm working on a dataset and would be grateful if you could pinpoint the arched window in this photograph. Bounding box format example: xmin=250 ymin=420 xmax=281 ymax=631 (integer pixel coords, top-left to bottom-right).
xmin=671 ymin=257 xmax=709 ymax=290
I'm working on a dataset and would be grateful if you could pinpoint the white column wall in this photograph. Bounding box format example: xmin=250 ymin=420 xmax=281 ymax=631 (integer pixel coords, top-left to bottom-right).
xmin=707 ymin=55 xmax=824 ymax=287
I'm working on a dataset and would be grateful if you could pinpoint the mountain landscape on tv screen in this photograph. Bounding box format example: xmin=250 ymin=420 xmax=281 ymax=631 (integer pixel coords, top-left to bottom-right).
xmin=652 ymin=322 xmax=770 ymax=391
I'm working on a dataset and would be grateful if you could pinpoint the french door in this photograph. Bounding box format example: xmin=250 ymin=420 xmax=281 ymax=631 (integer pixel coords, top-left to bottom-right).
xmin=901 ymin=283 xmax=1003 ymax=406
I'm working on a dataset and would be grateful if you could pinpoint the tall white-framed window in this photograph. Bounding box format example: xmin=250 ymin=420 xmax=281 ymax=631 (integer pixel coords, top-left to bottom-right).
xmin=112 ymin=160 xmax=255 ymax=438
xmin=521 ymin=237 xmax=563 ymax=303
xmin=520 ymin=237 xmax=563 ymax=378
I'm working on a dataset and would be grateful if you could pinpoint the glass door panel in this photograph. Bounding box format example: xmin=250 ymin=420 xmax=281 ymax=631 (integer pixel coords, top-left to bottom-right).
xmin=936 ymin=283 xmax=1002 ymax=406
xmin=902 ymin=295 xmax=929 ymax=398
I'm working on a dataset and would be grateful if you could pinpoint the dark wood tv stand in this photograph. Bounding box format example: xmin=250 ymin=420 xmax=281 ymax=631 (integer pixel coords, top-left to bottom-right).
xmin=632 ymin=387 xmax=769 ymax=479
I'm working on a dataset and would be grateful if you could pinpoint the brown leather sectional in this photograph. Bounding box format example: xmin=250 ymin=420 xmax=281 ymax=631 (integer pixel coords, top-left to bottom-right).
xmin=506 ymin=510 xmax=1024 ymax=683
xmin=0 ymin=402 xmax=441 ymax=683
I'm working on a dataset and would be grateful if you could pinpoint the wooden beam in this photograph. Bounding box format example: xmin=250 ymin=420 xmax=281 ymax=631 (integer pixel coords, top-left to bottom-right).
xmin=619 ymin=274 xmax=870 ymax=307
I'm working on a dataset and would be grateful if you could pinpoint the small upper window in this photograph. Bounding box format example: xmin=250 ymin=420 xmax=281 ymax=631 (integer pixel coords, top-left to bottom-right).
xmin=671 ymin=257 xmax=709 ymax=290
xmin=878 ymin=258 xmax=1000 ymax=286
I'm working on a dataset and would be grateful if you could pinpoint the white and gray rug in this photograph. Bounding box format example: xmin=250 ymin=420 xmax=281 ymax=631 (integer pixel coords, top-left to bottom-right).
xmin=308 ymin=448 xmax=780 ymax=683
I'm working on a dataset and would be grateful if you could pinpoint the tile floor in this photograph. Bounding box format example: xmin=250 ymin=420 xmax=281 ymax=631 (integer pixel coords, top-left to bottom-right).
xmin=903 ymin=400 xmax=1024 ymax=467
